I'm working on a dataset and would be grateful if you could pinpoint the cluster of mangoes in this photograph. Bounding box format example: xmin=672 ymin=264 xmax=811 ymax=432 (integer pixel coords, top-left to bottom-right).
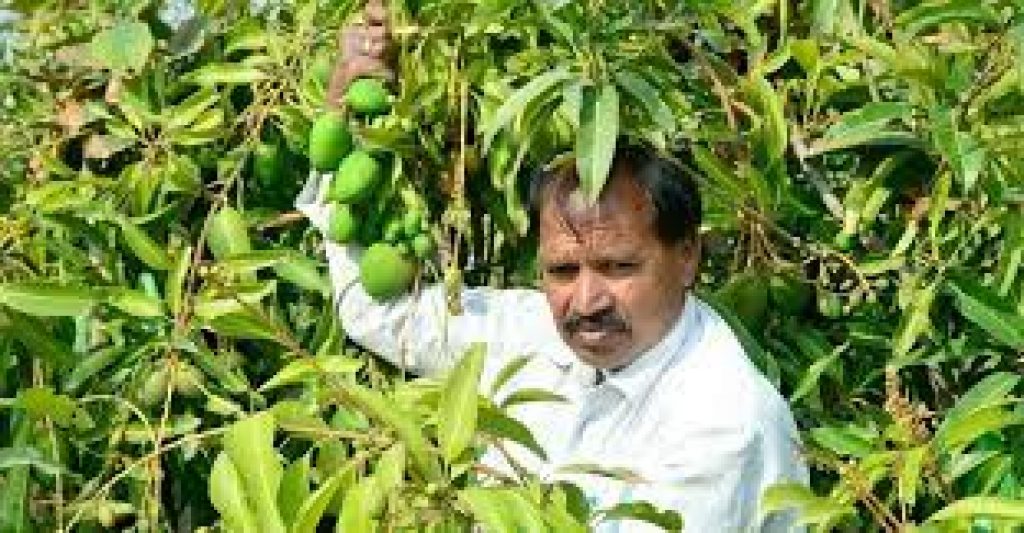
xmin=307 ymin=78 xmax=433 ymax=301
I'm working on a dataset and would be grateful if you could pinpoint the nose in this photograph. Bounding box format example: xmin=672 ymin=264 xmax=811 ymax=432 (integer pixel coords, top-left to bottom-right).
xmin=570 ymin=269 xmax=613 ymax=317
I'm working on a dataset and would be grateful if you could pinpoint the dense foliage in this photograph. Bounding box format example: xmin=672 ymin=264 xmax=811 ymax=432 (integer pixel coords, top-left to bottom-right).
xmin=1 ymin=0 xmax=1023 ymax=531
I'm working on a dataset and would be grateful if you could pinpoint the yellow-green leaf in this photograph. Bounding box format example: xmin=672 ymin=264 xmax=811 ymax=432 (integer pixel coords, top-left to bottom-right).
xmin=210 ymin=452 xmax=259 ymax=533
xmin=0 ymin=284 xmax=97 ymax=317
xmin=118 ymin=219 xmax=171 ymax=270
xmin=222 ymin=412 xmax=286 ymax=533
xmin=946 ymin=276 xmax=1024 ymax=349
xmin=576 ymin=82 xmax=619 ymax=202
xmin=188 ymin=63 xmax=268 ymax=85
xmin=291 ymin=466 xmax=350 ymax=533
xmin=927 ymin=497 xmax=1024 ymax=522
xmin=438 ymin=343 xmax=486 ymax=464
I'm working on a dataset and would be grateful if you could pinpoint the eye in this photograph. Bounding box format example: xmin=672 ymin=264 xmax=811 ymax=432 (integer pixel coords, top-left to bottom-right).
xmin=610 ymin=261 xmax=640 ymax=275
xmin=592 ymin=258 xmax=642 ymax=277
xmin=545 ymin=262 xmax=579 ymax=279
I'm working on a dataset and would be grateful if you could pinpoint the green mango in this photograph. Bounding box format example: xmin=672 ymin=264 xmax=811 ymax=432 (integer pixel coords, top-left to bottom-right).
xmin=308 ymin=113 xmax=352 ymax=171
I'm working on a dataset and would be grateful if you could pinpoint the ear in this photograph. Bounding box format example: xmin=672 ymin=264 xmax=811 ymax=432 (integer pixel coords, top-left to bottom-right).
xmin=678 ymin=239 xmax=701 ymax=289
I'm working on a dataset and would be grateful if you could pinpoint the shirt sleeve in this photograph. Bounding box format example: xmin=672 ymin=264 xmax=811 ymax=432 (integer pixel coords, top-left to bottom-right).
xmin=295 ymin=172 xmax=544 ymax=378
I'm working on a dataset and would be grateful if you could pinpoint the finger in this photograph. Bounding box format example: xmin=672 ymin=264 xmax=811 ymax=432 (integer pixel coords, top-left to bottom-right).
xmin=364 ymin=24 xmax=387 ymax=41
xmin=366 ymin=38 xmax=387 ymax=58
xmin=340 ymin=27 xmax=371 ymax=57
xmin=345 ymin=57 xmax=395 ymax=82
xmin=365 ymin=0 xmax=387 ymax=24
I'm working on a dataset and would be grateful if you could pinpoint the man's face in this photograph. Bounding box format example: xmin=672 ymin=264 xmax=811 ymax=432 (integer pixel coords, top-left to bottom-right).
xmin=538 ymin=168 xmax=698 ymax=369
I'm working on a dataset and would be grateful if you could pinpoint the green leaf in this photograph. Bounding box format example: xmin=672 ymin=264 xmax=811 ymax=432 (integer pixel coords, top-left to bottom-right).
xmin=499 ymin=388 xmax=567 ymax=409
xmin=1 ymin=311 xmax=73 ymax=367
xmin=437 ymin=343 xmax=486 ymax=464
xmin=187 ymin=63 xmax=269 ymax=85
xmin=166 ymin=245 xmax=192 ymax=317
xmin=951 ymin=132 xmax=985 ymax=193
xmin=337 ymin=382 xmax=442 ymax=482
xmin=947 ymin=450 xmax=1000 ymax=482
xmin=895 ymin=0 xmax=998 ymax=37
xmin=576 ymin=82 xmax=619 ymax=202
xmin=690 ymin=145 xmax=745 ymax=201
xmin=810 ymin=102 xmax=915 ymax=155
xmin=225 ymin=25 xmax=272 ymax=55
xmin=556 ymin=463 xmax=646 ymax=483
xmin=0 ymin=419 xmax=31 ymax=533
xmin=457 ymin=487 xmax=546 ymax=533
xmin=927 ymin=497 xmax=1024 ymax=522
xmin=613 ymin=70 xmax=674 ymax=131
xmin=760 ymin=482 xmax=855 ymax=526
xmin=809 ymin=130 xmax=917 ymax=156
xmin=743 ymin=76 xmax=787 ymax=162
xmin=118 ymin=218 xmax=171 ymax=270
xmin=210 ymin=452 xmax=259 ymax=533
xmin=88 ymin=21 xmax=153 ymax=72
xmin=337 ymin=475 xmax=383 ymax=532
xmin=481 ymin=68 xmax=573 ymax=152
xmin=946 ymin=276 xmax=1024 ymax=349
xmin=105 ymin=287 xmax=165 ymax=317
xmin=928 ymin=171 xmax=952 ymax=248
xmin=174 ymin=109 xmax=226 ymax=145
xmin=826 ymin=102 xmax=913 ymax=139
xmin=790 ymin=39 xmax=820 ymax=72
xmin=893 ymin=282 xmax=937 ymax=360
xmin=897 ymin=446 xmax=929 ymax=507
xmin=166 ymin=88 xmax=220 ymax=130
xmin=0 ymin=283 xmax=97 ymax=317
xmin=944 ymin=373 xmax=1021 ymax=425
xmin=0 ymin=447 xmax=70 ymax=477
xmin=194 ymin=282 xmax=276 ymax=319
xmin=207 ymin=309 xmax=280 ymax=341
xmin=222 ymin=412 xmax=286 ymax=533
xmin=292 ymin=466 xmax=350 ymax=533
xmin=273 ymin=254 xmax=331 ymax=296
xmin=374 ymin=443 xmax=406 ymax=492
xmin=478 ymin=404 xmax=548 ymax=461
xmin=789 ymin=345 xmax=840 ymax=404
xmin=810 ymin=425 xmax=877 ymax=458
xmin=64 ymin=346 xmax=121 ymax=393
xmin=597 ymin=501 xmax=683 ymax=533
xmin=935 ymin=406 xmax=1024 ymax=453
xmin=217 ymin=250 xmax=290 ymax=275
xmin=278 ymin=454 xmax=310 ymax=525
xmin=488 ymin=354 xmax=532 ymax=396
xmin=259 ymin=355 xmax=363 ymax=392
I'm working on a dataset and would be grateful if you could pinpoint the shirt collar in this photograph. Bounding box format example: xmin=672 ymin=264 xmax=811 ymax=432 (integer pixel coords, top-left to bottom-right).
xmin=600 ymin=295 xmax=700 ymax=402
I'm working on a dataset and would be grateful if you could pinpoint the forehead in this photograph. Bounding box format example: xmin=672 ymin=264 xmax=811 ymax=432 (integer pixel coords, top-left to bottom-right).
xmin=537 ymin=171 xmax=660 ymax=256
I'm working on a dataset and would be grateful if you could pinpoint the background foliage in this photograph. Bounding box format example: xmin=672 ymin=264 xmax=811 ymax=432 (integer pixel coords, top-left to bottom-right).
xmin=1 ymin=0 xmax=1023 ymax=531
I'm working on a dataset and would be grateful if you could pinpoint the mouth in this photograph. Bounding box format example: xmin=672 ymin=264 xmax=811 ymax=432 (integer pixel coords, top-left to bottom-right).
xmin=569 ymin=327 xmax=627 ymax=347
xmin=561 ymin=310 xmax=630 ymax=351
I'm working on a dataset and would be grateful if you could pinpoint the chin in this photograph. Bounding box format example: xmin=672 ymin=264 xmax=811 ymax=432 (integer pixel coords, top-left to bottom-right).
xmin=572 ymin=346 xmax=635 ymax=370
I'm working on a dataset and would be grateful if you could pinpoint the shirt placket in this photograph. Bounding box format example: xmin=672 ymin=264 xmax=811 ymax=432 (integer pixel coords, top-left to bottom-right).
xmin=566 ymin=383 xmax=622 ymax=464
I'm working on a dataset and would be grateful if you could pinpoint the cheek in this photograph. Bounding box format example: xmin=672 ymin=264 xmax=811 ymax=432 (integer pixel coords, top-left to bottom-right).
xmin=542 ymin=282 xmax=573 ymax=320
xmin=605 ymin=278 xmax=644 ymax=318
xmin=614 ymin=269 xmax=677 ymax=320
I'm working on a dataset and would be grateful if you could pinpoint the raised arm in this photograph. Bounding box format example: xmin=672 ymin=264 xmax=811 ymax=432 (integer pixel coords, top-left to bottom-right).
xmin=296 ymin=173 xmax=546 ymax=377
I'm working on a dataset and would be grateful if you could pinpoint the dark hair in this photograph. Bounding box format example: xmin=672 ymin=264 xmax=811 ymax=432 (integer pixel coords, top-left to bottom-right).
xmin=526 ymin=143 xmax=702 ymax=246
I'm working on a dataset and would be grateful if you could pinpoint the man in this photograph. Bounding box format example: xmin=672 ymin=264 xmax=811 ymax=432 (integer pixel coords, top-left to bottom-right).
xmin=298 ymin=4 xmax=808 ymax=530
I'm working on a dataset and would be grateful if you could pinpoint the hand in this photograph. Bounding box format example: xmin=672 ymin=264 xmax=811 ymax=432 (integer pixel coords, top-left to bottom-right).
xmin=326 ymin=0 xmax=393 ymax=108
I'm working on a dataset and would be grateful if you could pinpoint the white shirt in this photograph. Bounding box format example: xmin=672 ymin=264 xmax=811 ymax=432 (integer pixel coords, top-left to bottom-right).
xmin=297 ymin=174 xmax=808 ymax=532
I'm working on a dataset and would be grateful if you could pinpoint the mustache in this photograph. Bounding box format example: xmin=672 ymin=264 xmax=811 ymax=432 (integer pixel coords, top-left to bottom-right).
xmin=562 ymin=309 xmax=629 ymax=335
